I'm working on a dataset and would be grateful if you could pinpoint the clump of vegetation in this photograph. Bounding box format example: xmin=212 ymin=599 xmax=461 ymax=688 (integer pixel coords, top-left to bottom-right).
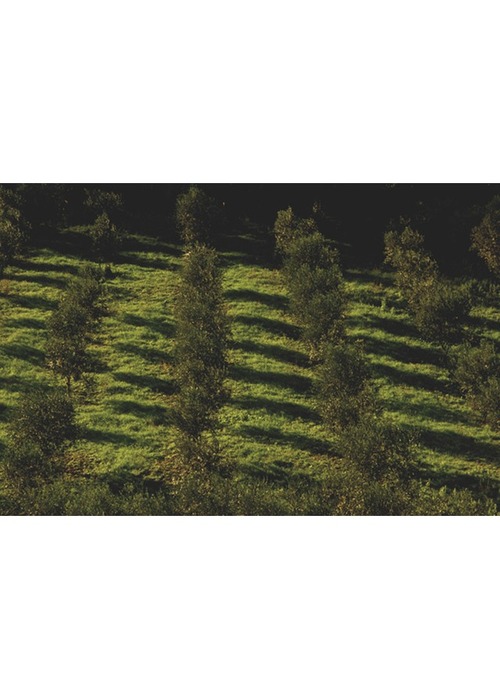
xmin=47 ymin=265 xmax=106 ymax=393
xmin=384 ymin=226 xmax=472 ymax=345
xmin=3 ymin=388 xmax=78 ymax=488
xmin=338 ymin=416 xmax=420 ymax=481
xmin=471 ymin=195 xmax=500 ymax=277
xmin=273 ymin=206 xmax=316 ymax=255
xmin=282 ymin=226 xmax=346 ymax=355
xmin=315 ymin=340 xmax=376 ymax=430
xmin=413 ymin=279 xmax=473 ymax=346
xmin=88 ymin=212 xmax=122 ymax=269
xmin=452 ymin=340 xmax=500 ymax=429
xmin=175 ymin=185 xmax=221 ymax=247
xmin=173 ymin=244 xmax=230 ymax=470
xmin=0 ymin=187 xmax=29 ymax=279
xmin=84 ymin=188 xmax=124 ymax=220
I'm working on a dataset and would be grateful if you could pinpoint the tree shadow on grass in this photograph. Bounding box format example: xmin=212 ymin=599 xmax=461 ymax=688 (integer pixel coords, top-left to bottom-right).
xmin=233 ymin=314 xmax=300 ymax=339
xmin=402 ymin=421 xmax=500 ymax=465
xmin=238 ymin=424 xmax=331 ymax=455
xmin=113 ymin=371 xmax=174 ymax=395
xmin=15 ymin=259 xmax=78 ymax=275
xmin=360 ymin=333 xmax=443 ymax=366
xmin=417 ymin=464 xmax=500 ymax=504
xmin=109 ymin=399 xmax=168 ymax=423
xmin=9 ymin=273 xmax=67 ymax=289
xmin=234 ymin=339 xmax=309 ymax=367
xmin=115 ymin=342 xmax=172 ymax=364
xmin=226 ymin=288 xmax=288 ymax=311
xmin=5 ymin=293 xmax=57 ymax=311
xmin=232 ymin=395 xmax=319 ymax=421
xmin=82 ymin=427 xmax=137 ymax=446
xmin=0 ymin=343 xmax=45 ymax=365
xmin=230 ymin=365 xmax=312 ymax=393
xmin=385 ymin=395 xmax=465 ymax=424
xmin=6 ymin=317 xmax=46 ymax=330
xmin=371 ymin=360 xmax=451 ymax=394
xmin=119 ymin=253 xmax=179 ymax=271
xmin=120 ymin=312 xmax=174 ymax=337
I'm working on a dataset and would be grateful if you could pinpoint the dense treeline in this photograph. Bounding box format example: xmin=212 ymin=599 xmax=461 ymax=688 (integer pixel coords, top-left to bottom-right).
xmin=3 ymin=183 xmax=500 ymax=269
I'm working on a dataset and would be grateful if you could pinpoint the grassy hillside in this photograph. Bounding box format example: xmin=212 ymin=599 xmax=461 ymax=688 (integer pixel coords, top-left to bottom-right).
xmin=1 ymin=223 xmax=499 ymax=504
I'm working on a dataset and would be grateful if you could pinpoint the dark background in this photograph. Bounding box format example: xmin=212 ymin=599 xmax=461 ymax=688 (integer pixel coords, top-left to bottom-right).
xmin=8 ymin=183 xmax=500 ymax=273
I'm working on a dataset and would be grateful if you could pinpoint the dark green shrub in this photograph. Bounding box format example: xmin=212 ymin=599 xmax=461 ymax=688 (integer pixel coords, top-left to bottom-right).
xmin=46 ymin=265 xmax=106 ymax=393
xmin=283 ymin=231 xmax=345 ymax=354
xmin=413 ymin=279 xmax=472 ymax=345
xmin=385 ymin=227 xmax=472 ymax=345
xmin=339 ymin=417 xmax=420 ymax=481
xmin=15 ymin=477 xmax=171 ymax=516
xmin=273 ymin=207 xmax=316 ymax=255
xmin=4 ymin=388 xmax=77 ymax=486
xmin=173 ymin=244 xmax=230 ymax=468
xmin=412 ymin=482 xmax=497 ymax=516
xmin=384 ymin=227 xmax=438 ymax=309
xmin=84 ymin=188 xmax=123 ymax=219
xmin=88 ymin=212 xmax=122 ymax=266
xmin=175 ymin=185 xmax=220 ymax=247
xmin=471 ymin=195 xmax=500 ymax=277
xmin=316 ymin=340 xmax=376 ymax=430
xmin=0 ymin=188 xmax=29 ymax=277
xmin=452 ymin=340 xmax=500 ymax=428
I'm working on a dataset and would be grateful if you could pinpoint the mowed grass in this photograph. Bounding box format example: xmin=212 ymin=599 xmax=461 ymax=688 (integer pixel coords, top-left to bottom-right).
xmin=1 ymin=225 xmax=499 ymax=499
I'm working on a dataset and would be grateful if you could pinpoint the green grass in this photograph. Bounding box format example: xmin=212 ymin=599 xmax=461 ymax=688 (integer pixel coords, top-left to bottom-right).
xmin=1 ymin=224 xmax=499 ymax=501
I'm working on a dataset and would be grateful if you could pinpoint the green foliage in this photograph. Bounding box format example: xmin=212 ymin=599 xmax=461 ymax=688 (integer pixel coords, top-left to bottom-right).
xmin=283 ymin=231 xmax=345 ymax=354
xmin=384 ymin=227 xmax=438 ymax=308
xmin=4 ymin=388 xmax=77 ymax=486
xmin=413 ymin=279 xmax=473 ymax=345
xmin=384 ymin=227 xmax=472 ymax=345
xmin=175 ymin=185 xmax=221 ymax=247
xmin=0 ymin=187 xmax=29 ymax=277
xmin=339 ymin=416 xmax=420 ymax=481
xmin=9 ymin=477 xmax=171 ymax=516
xmin=84 ymin=188 xmax=123 ymax=219
xmin=273 ymin=207 xmax=316 ymax=255
xmin=471 ymin=195 xmax=500 ymax=277
xmin=315 ymin=340 xmax=376 ymax=430
xmin=452 ymin=340 xmax=500 ymax=428
xmin=173 ymin=244 xmax=230 ymax=468
xmin=412 ymin=482 xmax=497 ymax=516
xmin=46 ymin=265 xmax=106 ymax=391
xmin=88 ymin=212 xmax=122 ymax=264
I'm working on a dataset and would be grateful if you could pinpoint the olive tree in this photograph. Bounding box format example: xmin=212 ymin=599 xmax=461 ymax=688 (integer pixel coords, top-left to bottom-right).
xmin=471 ymin=195 xmax=500 ymax=277
xmin=173 ymin=244 xmax=230 ymax=469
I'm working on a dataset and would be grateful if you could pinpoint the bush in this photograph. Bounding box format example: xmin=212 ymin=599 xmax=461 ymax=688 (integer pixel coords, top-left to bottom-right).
xmin=13 ymin=477 xmax=171 ymax=516
xmin=385 ymin=227 xmax=472 ymax=345
xmin=46 ymin=265 xmax=106 ymax=392
xmin=0 ymin=187 xmax=29 ymax=277
xmin=339 ymin=417 xmax=420 ymax=481
xmin=88 ymin=212 xmax=122 ymax=265
xmin=84 ymin=188 xmax=123 ymax=220
xmin=412 ymin=482 xmax=497 ymax=516
xmin=173 ymin=244 xmax=230 ymax=468
xmin=283 ymin=231 xmax=346 ymax=354
xmin=384 ymin=227 xmax=438 ymax=308
xmin=273 ymin=207 xmax=317 ymax=255
xmin=4 ymin=388 xmax=77 ymax=486
xmin=452 ymin=340 xmax=500 ymax=428
xmin=176 ymin=185 xmax=221 ymax=247
xmin=413 ymin=279 xmax=473 ymax=345
xmin=315 ymin=340 xmax=376 ymax=430
xmin=471 ymin=195 xmax=500 ymax=277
